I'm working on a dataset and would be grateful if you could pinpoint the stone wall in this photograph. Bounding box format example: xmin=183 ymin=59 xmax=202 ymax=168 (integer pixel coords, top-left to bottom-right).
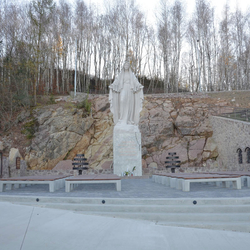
xmin=21 ymin=94 xmax=229 ymax=174
xmin=1 ymin=157 xmax=9 ymax=177
xmin=1 ymin=157 xmax=27 ymax=178
xmin=2 ymin=93 xmax=235 ymax=175
xmin=3 ymin=113 xmax=250 ymax=176
xmin=0 ymin=157 xmax=113 ymax=178
xmin=210 ymin=116 xmax=250 ymax=171
xmin=140 ymin=94 xmax=222 ymax=173
xmin=21 ymin=168 xmax=113 ymax=176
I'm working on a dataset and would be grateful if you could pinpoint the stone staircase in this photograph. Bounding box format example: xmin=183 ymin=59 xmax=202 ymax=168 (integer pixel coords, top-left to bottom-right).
xmin=1 ymin=196 xmax=250 ymax=232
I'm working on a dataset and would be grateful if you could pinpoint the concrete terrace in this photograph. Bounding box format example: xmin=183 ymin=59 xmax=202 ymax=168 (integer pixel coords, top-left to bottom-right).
xmin=1 ymin=177 xmax=250 ymax=250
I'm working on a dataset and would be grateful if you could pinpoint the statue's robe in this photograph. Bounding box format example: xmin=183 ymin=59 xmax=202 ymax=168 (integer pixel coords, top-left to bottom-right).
xmin=109 ymin=69 xmax=144 ymax=125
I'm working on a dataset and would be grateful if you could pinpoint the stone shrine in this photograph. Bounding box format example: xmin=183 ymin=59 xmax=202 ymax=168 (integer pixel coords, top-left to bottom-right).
xmin=109 ymin=59 xmax=144 ymax=176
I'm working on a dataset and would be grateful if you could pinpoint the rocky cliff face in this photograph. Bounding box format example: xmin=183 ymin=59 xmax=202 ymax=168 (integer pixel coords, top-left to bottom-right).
xmin=24 ymin=93 xmax=227 ymax=173
xmin=25 ymin=104 xmax=94 ymax=169
xmin=140 ymin=95 xmax=221 ymax=172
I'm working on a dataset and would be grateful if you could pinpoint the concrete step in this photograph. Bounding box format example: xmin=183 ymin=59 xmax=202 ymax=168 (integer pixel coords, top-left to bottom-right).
xmin=156 ymin=221 xmax=250 ymax=233
xmin=1 ymin=195 xmax=250 ymax=206
xmin=73 ymin=211 xmax=250 ymax=223
xmin=19 ymin=202 xmax=250 ymax=214
xmin=3 ymin=195 xmax=250 ymax=232
xmin=15 ymin=201 xmax=250 ymax=224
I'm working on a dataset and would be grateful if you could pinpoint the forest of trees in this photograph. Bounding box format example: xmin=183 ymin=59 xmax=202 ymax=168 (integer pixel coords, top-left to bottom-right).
xmin=1 ymin=0 xmax=250 ymax=129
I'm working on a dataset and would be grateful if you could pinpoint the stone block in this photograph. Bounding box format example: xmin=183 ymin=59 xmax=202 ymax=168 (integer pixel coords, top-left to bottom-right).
xmin=113 ymin=124 xmax=142 ymax=176
xmin=204 ymin=137 xmax=217 ymax=152
xmin=101 ymin=161 xmax=112 ymax=170
xmin=189 ymin=138 xmax=206 ymax=151
xmin=167 ymin=142 xmax=188 ymax=163
xmin=146 ymin=157 xmax=153 ymax=165
xmin=53 ymin=160 xmax=73 ymax=170
xmin=142 ymin=159 xmax=147 ymax=168
xmin=149 ymin=162 xmax=158 ymax=169
xmin=9 ymin=148 xmax=22 ymax=168
xmin=189 ymin=149 xmax=203 ymax=161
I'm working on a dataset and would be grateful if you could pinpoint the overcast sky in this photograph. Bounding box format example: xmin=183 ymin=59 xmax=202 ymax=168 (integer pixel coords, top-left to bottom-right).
xmin=17 ymin=0 xmax=250 ymax=16
xmin=85 ymin=0 xmax=250 ymax=24
xmin=12 ymin=0 xmax=250 ymax=24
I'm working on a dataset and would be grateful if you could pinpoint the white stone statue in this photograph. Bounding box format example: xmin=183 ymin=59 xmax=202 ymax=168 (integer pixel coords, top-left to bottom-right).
xmin=109 ymin=61 xmax=144 ymax=126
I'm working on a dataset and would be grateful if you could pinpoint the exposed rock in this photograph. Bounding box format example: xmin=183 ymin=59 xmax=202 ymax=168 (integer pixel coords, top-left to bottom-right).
xmin=53 ymin=160 xmax=73 ymax=170
xmin=1 ymin=137 xmax=12 ymax=153
xmin=188 ymin=138 xmax=206 ymax=161
xmin=25 ymin=106 xmax=95 ymax=169
xmin=101 ymin=161 xmax=112 ymax=170
xmin=202 ymin=137 xmax=219 ymax=160
xmin=22 ymin=93 xmax=227 ymax=172
xmin=16 ymin=110 xmax=30 ymax=123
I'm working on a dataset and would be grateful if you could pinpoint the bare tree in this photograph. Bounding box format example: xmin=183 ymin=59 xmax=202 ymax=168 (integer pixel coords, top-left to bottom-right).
xmin=158 ymin=0 xmax=184 ymax=93
xmin=28 ymin=0 xmax=55 ymax=104
xmin=218 ymin=3 xmax=234 ymax=91
xmin=1 ymin=0 xmax=250 ymax=106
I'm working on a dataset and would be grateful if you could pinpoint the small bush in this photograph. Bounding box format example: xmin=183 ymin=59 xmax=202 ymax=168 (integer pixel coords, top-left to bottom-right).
xmin=85 ymin=99 xmax=92 ymax=114
xmin=76 ymin=100 xmax=85 ymax=109
xmin=13 ymin=92 xmax=31 ymax=107
xmin=21 ymin=117 xmax=38 ymax=139
xmin=77 ymin=98 xmax=92 ymax=115
xmin=47 ymin=94 xmax=56 ymax=105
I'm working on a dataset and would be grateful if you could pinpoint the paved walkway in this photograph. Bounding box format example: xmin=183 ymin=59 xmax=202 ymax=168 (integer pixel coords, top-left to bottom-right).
xmin=1 ymin=201 xmax=250 ymax=250
xmin=0 ymin=178 xmax=250 ymax=198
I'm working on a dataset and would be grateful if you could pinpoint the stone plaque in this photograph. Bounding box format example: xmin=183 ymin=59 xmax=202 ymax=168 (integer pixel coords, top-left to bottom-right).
xmin=113 ymin=125 xmax=142 ymax=176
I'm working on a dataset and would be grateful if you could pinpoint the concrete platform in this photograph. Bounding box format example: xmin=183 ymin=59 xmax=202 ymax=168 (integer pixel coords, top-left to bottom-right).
xmin=1 ymin=201 xmax=250 ymax=250
xmin=1 ymin=178 xmax=250 ymax=249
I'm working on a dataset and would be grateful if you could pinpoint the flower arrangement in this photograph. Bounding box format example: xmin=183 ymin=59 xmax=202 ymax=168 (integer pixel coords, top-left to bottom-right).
xmin=123 ymin=166 xmax=136 ymax=176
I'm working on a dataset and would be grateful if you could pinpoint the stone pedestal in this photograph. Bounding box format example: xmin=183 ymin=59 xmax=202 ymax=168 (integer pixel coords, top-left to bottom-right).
xmin=113 ymin=124 xmax=142 ymax=176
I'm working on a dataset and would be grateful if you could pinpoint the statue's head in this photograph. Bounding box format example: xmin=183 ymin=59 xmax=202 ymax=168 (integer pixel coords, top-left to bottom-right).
xmin=123 ymin=60 xmax=130 ymax=71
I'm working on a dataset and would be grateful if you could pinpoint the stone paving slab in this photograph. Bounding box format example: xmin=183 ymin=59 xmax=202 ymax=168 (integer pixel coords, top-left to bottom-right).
xmin=0 ymin=178 xmax=250 ymax=199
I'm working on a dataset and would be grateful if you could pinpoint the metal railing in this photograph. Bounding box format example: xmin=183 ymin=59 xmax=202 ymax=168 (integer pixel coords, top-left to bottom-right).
xmin=213 ymin=106 xmax=250 ymax=122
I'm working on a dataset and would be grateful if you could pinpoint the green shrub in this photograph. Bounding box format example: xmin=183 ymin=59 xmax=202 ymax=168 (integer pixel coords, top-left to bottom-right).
xmin=84 ymin=99 xmax=92 ymax=114
xmin=77 ymin=98 xmax=92 ymax=115
xmin=47 ymin=94 xmax=56 ymax=104
xmin=21 ymin=117 xmax=38 ymax=139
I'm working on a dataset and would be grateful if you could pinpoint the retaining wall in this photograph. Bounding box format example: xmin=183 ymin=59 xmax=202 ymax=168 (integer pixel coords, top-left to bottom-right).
xmin=210 ymin=116 xmax=250 ymax=171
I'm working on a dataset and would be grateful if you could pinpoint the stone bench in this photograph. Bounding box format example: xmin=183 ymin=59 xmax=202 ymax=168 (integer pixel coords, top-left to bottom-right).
xmin=0 ymin=175 xmax=72 ymax=193
xmin=152 ymin=173 xmax=242 ymax=192
xmin=65 ymin=174 xmax=121 ymax=192
xmin=207 ymin=171 xmax=250 ymax=187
